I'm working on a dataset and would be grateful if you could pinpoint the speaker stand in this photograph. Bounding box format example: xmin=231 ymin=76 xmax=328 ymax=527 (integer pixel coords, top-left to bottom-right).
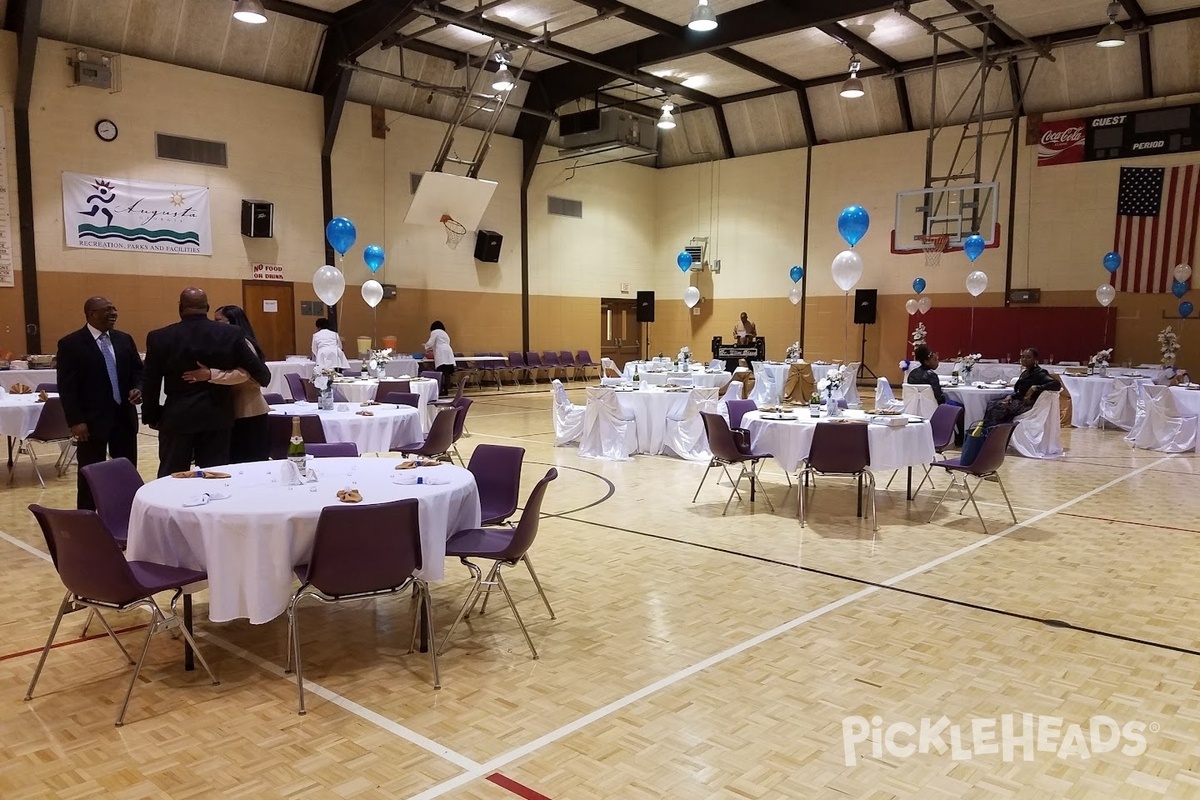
xmin=642 ymin=322 xmax=651 ymax=362
xmin=856 ymin=323 xmax=877 ymax=381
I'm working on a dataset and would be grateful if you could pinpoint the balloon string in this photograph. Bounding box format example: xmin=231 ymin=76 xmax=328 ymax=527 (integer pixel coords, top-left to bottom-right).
xmin=844 ymin=292 xmax=850 ymax=362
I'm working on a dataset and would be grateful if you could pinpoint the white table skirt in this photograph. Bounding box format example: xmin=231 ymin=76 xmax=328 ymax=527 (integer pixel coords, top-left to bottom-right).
xmin=266 ymin=360 xmax=314 ymax=397
xmin=617 ymin=370 xmax=729 ymax=388
xmin=1169 ymin=385 xmax=1200 ymax=417
xmin=1060 ymin=375 xmax=1151 ymax=428
xmin=126 ymin=458 xmax=481 ymax=624
xmin=0 ymin=369 xmax=56 ymax=392
xmin=330 ymin=378 xmax=440 ymax=429
xmin=270 ymin=402 xmax=423 ymax=453
xmin=0 ymin=394 xmax=55 ymax=439
xmin=942 ymin=386 xmax=1012 ymax=428
xmin=612 ymin=387 xmax=692 ymax=455
xmin=745 ymin=410 xmax=936 ymax=473
xmin=382 ymin=358 xmax=422 ymax=378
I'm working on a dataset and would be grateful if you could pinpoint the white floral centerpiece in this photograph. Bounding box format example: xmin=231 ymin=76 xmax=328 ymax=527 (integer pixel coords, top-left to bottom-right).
xmin=367 ymin=347 xmax=393 ymax=376
xmin=310 ymin=367 xmax=339 ymax=409
xmin=1089 ymin=348 xmax=1112 ymax=373
xmin=956 ymin=353 xmax=982 ymax=380
xmin=676 ymin=346 xmax=692 ymax=367
xmin=911 ymin=323 xmax=927 ymax=352
xmin=1159 ymin=327 xmax=1179 ymax=367
xmin=786 ymin=341 xmax=802 ymax=361
xmin=818 ymin=365 xmax=847 ymax=416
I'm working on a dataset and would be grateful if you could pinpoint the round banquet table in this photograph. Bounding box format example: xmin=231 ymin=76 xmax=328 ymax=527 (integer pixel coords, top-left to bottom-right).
xmin=330 ymin=377 xmax=440 ymax=429
xmin=0 ymin=369 xmax=56 ymax=392
xmin=611 ymin=386 xmax=694 ymax=455
xmin=744 ymin=409 xmax=936 ymax=473
xmin=620 ymin=370 xmax=729 ymax=388
xmin=1169 ymin=384 xmax=1200 ymax=417
xmin=1060 ymin=374 xmax=1152 ymax=428
xmin=269 ymin=402 xmax=422 ymax=453
xmin=942 ymin=385 xmax=1012 ymax=428
xmin=0 ymin=393 xmax=55 ymax=440
xmin=126 ymin=458 xmax=481 ymax=624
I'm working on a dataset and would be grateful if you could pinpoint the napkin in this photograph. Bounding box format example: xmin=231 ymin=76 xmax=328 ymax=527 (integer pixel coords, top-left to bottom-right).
xmin=395 ymin=458 xmax=443 ymax=469
xmin=280 ymin=460 xmax=319 ymax=485
xmin=9 ymin=383 xmax=31 ymax=394
xmin=393 ymin=474 xmax=448 ymax=486
xmin=171 ymin=470 xmax=231 ymax=479
xmin=182 ymin=491 xmax=230 ymax=507
xmin=356 ymin=410 xmax=374 ymax=416
xmin=36 ymin=389 xmax=48 ymax=403
xmin=360 ymin=401 xmax=380 ymax=407
xmin=336 ymin=488 xmax=362 ymax=503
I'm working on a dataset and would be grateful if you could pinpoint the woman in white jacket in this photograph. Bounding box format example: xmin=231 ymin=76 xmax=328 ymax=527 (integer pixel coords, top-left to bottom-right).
xmin=311 ymin=317 xmax=349 ymax=370
xmin=422 ymin=320 xmax=455 ymax=395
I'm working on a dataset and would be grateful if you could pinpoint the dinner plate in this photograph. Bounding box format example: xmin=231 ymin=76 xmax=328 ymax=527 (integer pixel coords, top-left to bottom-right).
xmin=760 ymin=412 xmax=797 ymax=421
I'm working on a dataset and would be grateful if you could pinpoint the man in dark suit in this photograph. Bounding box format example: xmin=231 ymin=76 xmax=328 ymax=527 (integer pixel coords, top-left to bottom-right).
xmin=56 ymin=296 xmax=145 ymax=509
xmin=142 ymin=287 xmax=271 ymax=477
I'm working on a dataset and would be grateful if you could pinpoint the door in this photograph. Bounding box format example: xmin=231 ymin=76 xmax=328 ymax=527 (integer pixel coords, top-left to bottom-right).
xmin=242 ymin=281 xmax=296 ymax=361
xmin=599 ymin=298 xmax=640 ymax=371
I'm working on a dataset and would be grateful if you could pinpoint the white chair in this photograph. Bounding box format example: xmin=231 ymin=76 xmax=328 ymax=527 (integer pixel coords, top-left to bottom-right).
xmin=666 ymin=373 xmax=694 ymax=388
xmin=874 ymin=377 xmax=900 ymax=408
xmin=599 ymin=357 xmax=622 ymax=378
xmin=750 ymin=362 xmax=780 ymax=406
xmin=1099 ymin=377 xmax=1139 ymax=431
xmin=1010 ymin=390 xmax=1064 ymax=459
xmin=550 ymin=379 xmax=584 ymax=446
xmin=902 ymin=384 xmax=938 ymax=419
xmin=663 ymin=388 xmax=718 ymax=462
xmin=839 ymin=363 xmax=861 ymax=406
xmin=1124 ymin=384 xmax=1197 ymax=452
xmin=717 ymin=380 xmax=744 ymax=424
xmin=708 ymin=359 xmax=724 ymax=370
xmin=579 ymin=387 xmax=636 ymax=460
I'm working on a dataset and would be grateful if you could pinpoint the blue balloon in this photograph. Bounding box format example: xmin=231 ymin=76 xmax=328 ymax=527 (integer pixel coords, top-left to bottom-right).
xmin=325 ymin=217 xmax=357 ymax=256
xmin=963 ymin=233 xmax=986 ymax=263
xmin=1181 ymin=301 xmax=1195 ymax=318
xmin=1102 ymin=251 xmax=1122 ymax=273
xmin=677 ymin=251 xmax=693 ymax=272
xmin=1172 ymin=280 xmax=1188 ymax=299
xmin=837 ymin=205 xmax=870 ymax=247
xmin=790 ymin=265 xmax=804 ymax=283
xmin=912 ymin=277 xmax=927 ymax=295
xmin=363 ymin=244 xmax=385 ymax=273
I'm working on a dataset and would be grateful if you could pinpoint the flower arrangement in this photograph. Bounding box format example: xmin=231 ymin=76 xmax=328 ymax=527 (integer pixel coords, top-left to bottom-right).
xmin=677 ymin=346 xmax=692 ymax=365
xmin=911 ymin=323 xmax=927 ymax=353
xmin=1089 ymin=348 xmax=1113 ymax=369
xmin=367 ymin=348 xmax=393 ymax=372
xmin=1159 ymin=327 xmax=1180 ymax=366
xmin=956 ymin=352 xmax=982 ymax=378
xmin=786 ymin=341 xmax=802 ymax=361
xmin=310 ymin=367 xmax=339 ymax=408
xmin=819 ymin=365 xmax=847 ymax=399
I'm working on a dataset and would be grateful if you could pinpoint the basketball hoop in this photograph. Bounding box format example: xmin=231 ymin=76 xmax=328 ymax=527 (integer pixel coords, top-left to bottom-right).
xmin=440 ymin=214 xmax=467 ymax=250
xmin=918 ymin=234 xmax=949 ymax=268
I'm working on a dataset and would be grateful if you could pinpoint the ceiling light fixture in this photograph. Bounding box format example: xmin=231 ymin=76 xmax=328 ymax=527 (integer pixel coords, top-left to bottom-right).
xmin=492 ymin=63 xmax=515 ymax=92
xmin=658 ymin=101 xmax=676 ymax=130
xmin=1096 ymin=1 xmax=1126 ymax=47
xmin=232 ymin=0 xmax=268 ymax=24
xmin=688 ymin=0 xmax=717 ymax=32
xmin=840 ymin=52 xmax=865 ymax=99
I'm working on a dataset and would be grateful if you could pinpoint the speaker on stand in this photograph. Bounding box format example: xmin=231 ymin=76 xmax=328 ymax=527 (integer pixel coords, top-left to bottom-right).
xmin=854 ymin=289 xmax=878 ymax=381
xmin=636 ymin=291 xmax=655 ymax=361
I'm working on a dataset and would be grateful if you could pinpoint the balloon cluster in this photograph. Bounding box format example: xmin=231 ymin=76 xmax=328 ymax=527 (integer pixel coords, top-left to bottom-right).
xmin=831 ymin=205 xmax=869 ymax=293
xmin=905 ymin=277 xmax=931 ymax=316
xmin=787 ymin=265 xmax=804 ymax=305
xmin=1175 ymin=263 xmax=1194 ymax=317
xmin=315 ymin=217 xmax=392 ymax=313
xmin=1096 ymin=250 xmax=1193 ymax=317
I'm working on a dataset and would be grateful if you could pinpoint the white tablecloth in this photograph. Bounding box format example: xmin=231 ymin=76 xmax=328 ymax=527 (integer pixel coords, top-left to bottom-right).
xmin=330 ymin=377 xmax=440 ymax=429
xmin=0 ymin=369 xmax=56 ymax=392
xmin=266 ymin=360 xmax=314 ymax=396
xmin=616 ymin=369 xmax=728 ymax=388
xmin=1060 ymin=375 xmax=1152 ymax=428
xmin=126 ymin=458 xmax=480 ymax=624
xmin=1170 ymin=385 xmax=1200 ymax=416
xmin=0 ymin=394 xmax=54 ymax=438
xmin=382 ymin=358 xmax=422 ymax=378
xmin=745 ymin=410 xmax=936 ymax=472
xmin=270 ymin=402 xmax=423 ymax=453
xmin=612 ymin=387 xmax=693 ymax=455
xmin=942 ymin=386 xmax=1012 ymax=428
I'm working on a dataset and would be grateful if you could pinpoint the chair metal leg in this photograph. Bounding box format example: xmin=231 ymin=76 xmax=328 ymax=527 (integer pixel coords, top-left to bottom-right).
xmin=474 ymin=561 xmax=501 ymax=617
xmin=80 ymin=608 xmax=94 ymax=637
xmin=25 ymin=591 xmax=72 ymax=701
xmin=751 ymin=466 xmax=775 ymax=512
xmin=522 ymin=554 xmax=556 ymax=619
xmin=439 ymin=559 xmax=484 ymax=655
xmin=865 ymin=469 xmax=879 ymax=531
xmin=994 ymin=473 xmax=1018 ymax=524
xmin=722 ymin=467 xmax=747 ymax=515
xmin=691 ymin=463 xmax=716 ymax=503
xmin=287 ymin=596 xmax=307 ymax=714
xmin=495 ymin=570 xmax=538 ymax=660
xmin=115 ymin=613 xmax=158 ymax=727
xmin=27 ymin=446 xmax=46 ymax=489
xmin=420 ymin=582 xmax=440 ymax=688
xmin=798 ymin=468 xmax=808 ymax=526
xmin=928 ymin=473 xmax=961 ymax=523
xmin=912 ymin=465 xmax=934 ymax=497
xmin=961 ymin=477 xmax=990 ymax=535
xmin=91 ymin=606 xmax=135 ymax=665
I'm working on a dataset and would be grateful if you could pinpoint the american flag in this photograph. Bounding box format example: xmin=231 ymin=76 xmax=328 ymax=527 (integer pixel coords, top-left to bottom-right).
xmin=1112 ymin=165 xmax=1200 ymax=293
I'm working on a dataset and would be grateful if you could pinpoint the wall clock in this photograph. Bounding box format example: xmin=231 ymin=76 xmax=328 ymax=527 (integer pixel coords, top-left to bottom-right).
xmin=95 ymin=119 xmax=118 ymax=142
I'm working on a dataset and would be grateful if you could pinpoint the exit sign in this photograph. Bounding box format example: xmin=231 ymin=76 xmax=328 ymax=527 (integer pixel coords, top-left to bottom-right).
xmin=252 ymin=263 xmax=285 ymax=281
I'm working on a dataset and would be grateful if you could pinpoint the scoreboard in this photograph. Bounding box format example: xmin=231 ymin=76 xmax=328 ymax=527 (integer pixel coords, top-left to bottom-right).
xmin=1036 ymin=103 xmax=1200 ymax=167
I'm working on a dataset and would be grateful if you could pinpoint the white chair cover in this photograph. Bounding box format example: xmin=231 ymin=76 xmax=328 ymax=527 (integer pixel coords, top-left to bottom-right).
xmin=1125 ymin=384 xmax=1197 ymax=452
xmin=551 ymin=379 xmax=584 ymax=446
xmin=708 ymin=359 xmax=724 ymax=370
xmin=600 ymin=376 xmax=627 ymax=387
xmin=750 ymin=362 xmax=780 ymax=406
xmin=1011 ymin=390 xmax=1064 ymax=458
xmin=1099 ymin=377 xmax=1139 ymax=431
xmin=875 ymin=377 xmax=896 ymax=407
xmin=600 ymin=357 xmax=622 ymax=378
xmin=663 ymin=388 xmax=718 ymax=461
xmin=717 ymin=380 xmax=744 ymax=424
xmin=667 ymin=373 xmax=695 ymax=387
xmin=580 ymin=387 xmax=636 ymax=460
xmin=902 ymin=384 xmax=938 ymax=419
xmin=839 ymin=363 xmax=861 ymax=406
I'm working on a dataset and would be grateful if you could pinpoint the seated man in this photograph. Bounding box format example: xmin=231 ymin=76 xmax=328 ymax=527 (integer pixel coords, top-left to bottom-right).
xmin=906 ymin=345 xmax=949 ymax=404
xmin=982 ymin=347 xmax=1061 ymax=429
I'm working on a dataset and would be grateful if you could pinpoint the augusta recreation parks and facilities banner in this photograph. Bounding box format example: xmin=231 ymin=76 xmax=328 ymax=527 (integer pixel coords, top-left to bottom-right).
xmin=62 ymin=172 xmax=212 ymax=255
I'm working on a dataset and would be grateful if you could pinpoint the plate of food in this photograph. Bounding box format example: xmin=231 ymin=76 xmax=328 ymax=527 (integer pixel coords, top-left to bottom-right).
xmin=867 ymin=408 xmax=902 ymax=415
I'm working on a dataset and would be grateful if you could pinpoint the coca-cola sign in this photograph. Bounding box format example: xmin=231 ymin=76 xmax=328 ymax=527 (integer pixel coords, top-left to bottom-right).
xmin=1037 ymin=118 xmax=1085 ymax=166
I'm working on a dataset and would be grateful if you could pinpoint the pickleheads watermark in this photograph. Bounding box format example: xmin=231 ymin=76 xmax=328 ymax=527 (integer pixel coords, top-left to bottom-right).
xmin=842 ymin=714 xmax=1156 ymax=766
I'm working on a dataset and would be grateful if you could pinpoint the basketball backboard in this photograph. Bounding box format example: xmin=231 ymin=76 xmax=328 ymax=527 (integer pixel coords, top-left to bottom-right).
xmin=891 ymin=182 xmax=1000 ymax=253
xmin=404 ymin=171 xmax=497 ymax=231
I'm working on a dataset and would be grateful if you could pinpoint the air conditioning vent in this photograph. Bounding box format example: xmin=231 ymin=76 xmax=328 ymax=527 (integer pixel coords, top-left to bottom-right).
xmin=547 ymin=196 xmax=583 ymax=218
xmin=684 ymin=237 xmax=708 ymax=271
xmin=559 ymin=109 xmax=602 ymax=137
xmin=155 ymin=133 xmax=227 ymax=167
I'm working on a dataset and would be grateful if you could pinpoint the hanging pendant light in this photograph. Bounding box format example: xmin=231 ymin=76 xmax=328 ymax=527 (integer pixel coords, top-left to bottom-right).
xmin=688 ymin=0 xmax=717 ymax=32
xmin=492 ymin=63 xmax=515 ymax=92
xmin=1096 ymin=2 xmax=1126 ymax=47
xmin=839 ymin=53 xmax=864 ymax=99
xmin=658 ymin=101 xmax=676 ymax=130
xmin=233 ymin=0 xmax=268 ymax=24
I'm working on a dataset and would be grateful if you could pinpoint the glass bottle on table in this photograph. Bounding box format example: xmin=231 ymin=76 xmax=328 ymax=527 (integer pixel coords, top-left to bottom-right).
xmin=287 ymin=416 xmax=307 ymax=476
xmin=632 ymin=364 xmax=640 ymax=387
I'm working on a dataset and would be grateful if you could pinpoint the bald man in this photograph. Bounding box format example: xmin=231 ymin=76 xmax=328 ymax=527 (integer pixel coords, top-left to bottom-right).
xmin=56 ymin=296 xmax=144 ymax=509
xmin=142 ymin=288 xmax=270 ymax=477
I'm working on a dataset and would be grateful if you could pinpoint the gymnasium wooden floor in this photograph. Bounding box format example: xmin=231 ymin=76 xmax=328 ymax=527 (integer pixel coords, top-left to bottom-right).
xmin=1 ymin=384 xmax=1198 ymax=799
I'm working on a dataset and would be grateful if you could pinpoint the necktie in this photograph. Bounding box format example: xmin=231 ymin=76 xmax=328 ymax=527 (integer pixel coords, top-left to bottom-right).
xmin=98 ymin=332 xmax=121 ymax=404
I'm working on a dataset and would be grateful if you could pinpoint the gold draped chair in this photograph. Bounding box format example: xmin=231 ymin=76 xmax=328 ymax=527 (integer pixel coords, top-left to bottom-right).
xmin=782 ymin=363 xmax=816 ymax=403
xmin=1053 ymin=373 xmax=1073 ymax=428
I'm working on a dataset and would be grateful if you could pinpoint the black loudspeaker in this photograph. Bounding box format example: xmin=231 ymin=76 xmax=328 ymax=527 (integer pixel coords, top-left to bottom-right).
xmin=636 ymin=291 xmax=655 ymax=322
xmin=474 ymin=230 xmax=502 ymax=262
xmin=240 ymin=200 xmax=273 ymax=238
xmin=854 ymin=289 xmax=878 ymax=325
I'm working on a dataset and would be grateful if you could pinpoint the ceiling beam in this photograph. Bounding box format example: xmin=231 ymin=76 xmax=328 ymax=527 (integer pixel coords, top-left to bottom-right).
xmin=796 ymin=89 xmax=816 ymax=145
xmin=712 ymin=105 xmax=734 ymax=159
xmin=262 ymin=0 xmax=335 ymax=26
xmin=817 ymin=23 xmax=913 ymax=131
xmin=1119 ymin=0 xmax=1154 ymax=98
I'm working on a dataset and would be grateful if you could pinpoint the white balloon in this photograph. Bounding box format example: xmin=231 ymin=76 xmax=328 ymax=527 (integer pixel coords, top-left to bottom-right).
xmin=788 ymin=287 xmax=802 ymax=305
xmin=1174 ymin=263 xmax=1193 ymax=283
xmin=313 ymin=265 xmax=346 ymax=307
xmin=917 ymin=296 xmax=932 ymax=314
xmin=831 ymin=250 xmax=864 ymax=293
xmin=965 ymin=270 xmax=988 ymax=297
xmin=683 ymin=286 xmax=701 ymax=308
xmin=361 ymin=279 xmax=384 ymax=309
xmin=905 ymin=298 xmax=918 ymax=316
xmin=1096 ymin=284 xmax=1116 ymax=307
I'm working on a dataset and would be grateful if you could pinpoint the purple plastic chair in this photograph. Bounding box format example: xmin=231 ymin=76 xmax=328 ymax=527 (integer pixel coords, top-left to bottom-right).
xmin=268 ymin=415 xmax=326 ymax=460
xmin=299 ymin=378 xmax=319 ymax=403
xmin=263 ymin=392 xmax=286 ymax=406
xmin=434 ymin=374 xmax=469 ymax=408
xmin=284 ymin=372 xmax=306 ymax=403
xmin=694 ymin=412 xmax=775 ymax=515
xmin=35 ymin=382 xmax=57 ymax=393
xmin=9 ymin=397 xmax=73 ymax=488
xmin=474 ymin=352 xmax=504 ymax=390
xmin=285 ymin=498 xmax=437 ymax=714
xmin=506 ymin=351 xmax=530 ymax=384
xmin=557 ymin=351 xmax=579 ymax=381
xmin=910 ymin=403 xmax=964 ymax=495
xmin=525 ymin=352 xmax=548 ymax=383
xmin=541 ymin=351 xmax=566 ymax=382
xmin=384 ymin=392 xmax=420 ymax=408
xmin=80 ymin=457 xmax=142 ymax=548
xmin=307 ymin=442 xmax=358 ymax=458
xmin=392 ymin=407 xmax=457 ymax=460
xmin=928 ymin=422 xmax=1018 ymax=534
xmin=440 ymin=468 xmax=558 ymax=659
xmin=448 ymin=398 xmax=473 ymax=466
xmin=375 ymin=380 xmax=411 ymax=402
xmin=25 ymin=504 xmax=218 ymax=726
xmin=799 ymin=422 xmax=876 ymax=531
xmin=726 ymin=399 xmax=757 ymax=430
xmin=575 ymin=350 xmax=600 ymax=381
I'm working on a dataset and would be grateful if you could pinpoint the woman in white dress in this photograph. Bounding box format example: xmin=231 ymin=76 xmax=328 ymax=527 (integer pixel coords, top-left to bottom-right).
xmin=311 ymin=317 xmax=349 ymax=370
xmin=422 ymin=320 xmax=455 ymax=395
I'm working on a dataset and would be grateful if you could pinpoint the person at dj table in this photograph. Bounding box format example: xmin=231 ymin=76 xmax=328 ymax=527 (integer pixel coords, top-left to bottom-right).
xmin=733 ymin=311 xmax=757 ymax=346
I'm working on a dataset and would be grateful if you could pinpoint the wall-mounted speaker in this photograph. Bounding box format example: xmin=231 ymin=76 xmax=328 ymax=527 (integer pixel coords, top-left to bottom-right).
xmin=241 ymin=200 xmax=273 ymax=238
xmin=636 ymin=290 xmax=655 ymax=322
xmin=854 ymin=288 xmax=878 ymax=325
xmin=474 ymin=230 xmax=502 ymax=262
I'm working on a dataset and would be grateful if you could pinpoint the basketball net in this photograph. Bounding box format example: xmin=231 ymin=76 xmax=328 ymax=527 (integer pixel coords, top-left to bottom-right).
xmin=440 ymin=214 xmax=467 ymax=250
xmin=918 ymin=234 xmax=949 ymax=268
